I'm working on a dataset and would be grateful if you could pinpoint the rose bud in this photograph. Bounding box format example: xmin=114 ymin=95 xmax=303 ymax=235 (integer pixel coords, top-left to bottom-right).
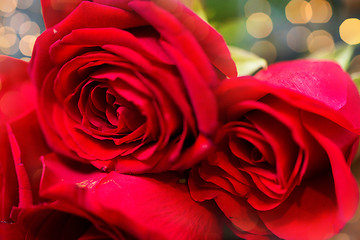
xmin=30 ymin=0 xmax=236 ymax=173
xmin=189 ymin=60 xmax=360 ymax=240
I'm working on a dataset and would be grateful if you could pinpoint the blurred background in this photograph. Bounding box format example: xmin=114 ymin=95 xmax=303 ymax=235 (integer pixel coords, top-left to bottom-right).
xmin=205 ymin=0 xmax=359 ymax=59
xmin=0 ymin=0 xmax=43 ymax=61
xmin=1 ymin=0 xmax=360 ymax=239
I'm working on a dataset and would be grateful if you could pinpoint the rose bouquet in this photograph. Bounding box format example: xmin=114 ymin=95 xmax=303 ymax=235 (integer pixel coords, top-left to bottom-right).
xmin=1 ymin=0 xmax=360 ymax=240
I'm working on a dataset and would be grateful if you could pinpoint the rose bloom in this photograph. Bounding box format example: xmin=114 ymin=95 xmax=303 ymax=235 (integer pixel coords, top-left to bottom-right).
xmin=30 ymin=0 xmax=236 ymax=173
xmin=189 ymin=60 xmax=360 ymax=240
xmin=0 ymin=57 xmax=222 ymax=240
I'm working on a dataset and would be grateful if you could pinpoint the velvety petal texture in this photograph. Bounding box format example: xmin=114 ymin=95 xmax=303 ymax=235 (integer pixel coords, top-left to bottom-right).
xmin=40 ymin=153 xmax=222 ymax=240
xmin=189 ymin=60 xmax=360 ymax=240
xmin=41 ymin=0 xmax=83 ymax=28
xmin=31 ymin=0 xmax=236 ymax=174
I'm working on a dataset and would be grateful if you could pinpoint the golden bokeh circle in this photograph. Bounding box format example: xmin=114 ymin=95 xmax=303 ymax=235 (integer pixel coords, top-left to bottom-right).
xmin=286 ymin=0 xmax=312 ymax=24
xmin=339 ymin=18 xmax=360 ymax=45
xmin=246 ymin=12 xmax=273 ymax=38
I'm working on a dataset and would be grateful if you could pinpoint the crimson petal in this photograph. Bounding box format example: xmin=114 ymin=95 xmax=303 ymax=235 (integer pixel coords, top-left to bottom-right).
xmin=40 ymin=153 xmax=222 ymax=239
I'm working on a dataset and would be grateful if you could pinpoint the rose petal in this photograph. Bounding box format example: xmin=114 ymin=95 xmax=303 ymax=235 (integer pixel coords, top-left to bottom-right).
xmin=302 ymin=112 xmax=359 ymax=223
xmin=258 ymin=121 xmax=359 ymax=240
xmin=93 ymin=0 xmax=133 ymax=11
xmin=2 ymin=201 xmax=122 ymax=239
xmin=92 ymin=0 xmax=237 ymax=77
xmin=258 ymin=173 xmax=340 ymax=240
xmin=215 ymin=192 xmax=271 ymax=237
xmin=41 ymin=0 xmax=82 ymax=28
xmin=0 ymin=113 xmax=50 ymax=223
xmin=0 ymin=56 xmax=49 ymax=222
xmin=160 ymin=41 xmax=218 ymax=135
xmin=255 ymin=60 xmax=349 ymax=114
xmin=31 ymin=1 xmax=146 ymax=87
xmin=40 ymin=153 xmax=222 ymax=240
xmin=129 ymin=0 xmax=218 ymax=85
xmin=150 ymin=0 xmax=237 ymax=78
xmin=49 ymin=27 xmax=169 ymax=66
xmin=54 ymin=2 xmax=146 ymax=38
xmin=188 ymin=172 xmax=271 ymax=239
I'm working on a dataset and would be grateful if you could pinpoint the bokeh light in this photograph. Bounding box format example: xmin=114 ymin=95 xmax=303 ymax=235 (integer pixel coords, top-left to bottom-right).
xmin=0 ymin=0 xmax=18 ymax=14
xmin=19 ymin=21 xmax=40 ymax=37
xmin=332 ymin=233 xmax=351 ymax=240
xmin=246 ymin=12 xmax=273 ymax=38
xmin=0 ymin=26 xmax=17 ymax=48
xmin=285 ymin=0 xmax=312 ymax=24
xmin=287 ymin=26 xmax=311 ymax=52
xmin=0 ymin=0 xmax=44 ymax=58
xmin=340 ymin=18 xmax=360 ymax=45
xmin=309 ymin=0 xmax=332 ymax=23
xmin=17 ymin=0 xmax=33 ymax=10
xmin=244 ymin=0 xmax=271 ymax=17
xmin=307 ymin=30 xmax=334 ymax=53
xmin=251 ymin=40 xmax=277 ymax=63
xmin=0 ymin=26 xmax=18 ymax=55
xmin=19 ymin=34 xmax=36 ymax=56
xmin=9 ymin=12 xmax=30 ymax=30
xmin=349 ymin=55 xmax=360 ymax=74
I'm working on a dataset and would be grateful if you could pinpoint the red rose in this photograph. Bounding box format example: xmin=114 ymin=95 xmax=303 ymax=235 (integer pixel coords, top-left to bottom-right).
xmin=189 ymin=60 xmax=360 ymax=240
xmin=30 ymin=0 xmax=236 ymax=173
xmin=0 ymin=56 xmax=221 ymax=240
